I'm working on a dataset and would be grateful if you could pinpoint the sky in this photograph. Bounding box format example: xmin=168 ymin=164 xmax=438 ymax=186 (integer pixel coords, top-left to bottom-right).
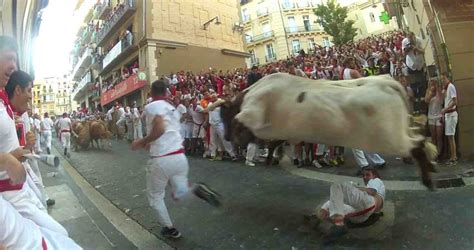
xmin=33 ymin=0 xmax=93 ymax=79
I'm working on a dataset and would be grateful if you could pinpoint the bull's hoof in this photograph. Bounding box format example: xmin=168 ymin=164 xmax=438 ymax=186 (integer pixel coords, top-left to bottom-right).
xmin=422 ymin=177 xmax=436 ymax=191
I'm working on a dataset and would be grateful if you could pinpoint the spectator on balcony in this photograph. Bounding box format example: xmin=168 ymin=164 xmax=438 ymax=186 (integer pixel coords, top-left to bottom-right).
xmin=122 ymin=67 xmax=130 ymax=80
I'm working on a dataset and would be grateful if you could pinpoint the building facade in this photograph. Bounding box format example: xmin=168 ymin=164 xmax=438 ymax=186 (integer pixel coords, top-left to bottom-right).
xmin=32 ymin=76 xmax=74 ymax=117
xmin=71 ymin=0 xmax=248 ymax=110
xmin=346 ymin=0 xmax=399 ymax=40
xmin=240 ymin=0 xmax=329 ymax=66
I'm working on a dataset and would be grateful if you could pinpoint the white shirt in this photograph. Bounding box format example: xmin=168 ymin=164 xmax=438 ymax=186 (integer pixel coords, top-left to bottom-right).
xmin=0 ymin=196 xmax=82 ymax=250
xmin=34 ymin=118 xmax=41 ymax=132
xmin=190 ymin=104 xmax=204 ymax=125
xmin=402 ymin=37 xmax=425 ymax=71
xmin=106 ymin=108 xmax=114 ymax=120
xmin=145 ymin=100 xmax=183 ymax=156
xmin=58 ymin=117 xmax=72 ymax=131
xmin=367 ymin=178 xmax=386 ymax=200
xmin=208 ymin=103 xmax=223 ymax=126
xmin=176 ymin=104 xmax=187 ymax=124
xmin=343 ymin=68 xmax=352 ymax=80
xmin=0 ymin=102 xmax=20 ymax=180
xmin=21 ymin=112 xmax=31 ymax=132
xmin=42 ymin=117 xmax=54 ymax=131
xmin=444 ymin=82 xmax=458 ymax=118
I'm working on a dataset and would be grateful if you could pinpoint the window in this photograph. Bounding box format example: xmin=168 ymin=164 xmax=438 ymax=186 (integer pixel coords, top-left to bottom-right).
xmin=242 ymin=9 xmax=250 ymax=22
xmin=370 ymin=13 xmax=376 ymax=23
xmin=303 ymin=15 xmax=311 ymax=31
xmin=292 ymin=39 xmax=301 ymax=54
xmin=308 ymin=38 xmax=315 ymax=50
xmin=411 ymin=0 xmax=417 ymax=11
xmin=265 ymin=43 xmax=275 ymax=59
xmin=297 ymin=0 xmax=309 ymax=8
xmin=249 ymin=50 xmax=257 ymax=64
xmin=282 ymin=0 xmax=293 ymax=9
xmin=245 ymin=31 xmax=253 ymax=42
xmin=262 ymin=22 xmax=272 ymax=37
xmin=322 ymin=37 xmax=330 ymax=47
xmin=420 ymin=28 xmax=425 ymax=39
xmin=416 ymin=14 xmax=421 ymax=25
xmin=257 ymin=3 xmax=268 ymax=16
xmin=288 ymin=16 xmax=297 ymax=32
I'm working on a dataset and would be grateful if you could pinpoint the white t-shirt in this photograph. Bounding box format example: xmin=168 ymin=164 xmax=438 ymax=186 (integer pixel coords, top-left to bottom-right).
xmin=34 ymin=118 xmax=41 ymax=132
xmin=444 ymin=82 xmax=458 ymax=118
xmin=367 ymin=178 xmax=386 ymax=200
xmin=190 ymin=104 xmax=204 ymax=125
xmin=402 ymin=37 xmax=424 ymax=71
xmin=42 ymin=117 xmax=54 ymax=131
xmin=0 ymin=196 xmax=81 ymax=249
xmin=106 ymin=108 xmax=114 ymax=120
xmin=176 ymin=104 xmax=187 ymax=124
xmin=0 ymin=102 xmax=21 ymax=180
xmin=208 ymin=103 xmax=222 ymax=126
xmin=21 ymin=112 xmax=31 ymax=132
xmin=58 ymin=117 xmax=72 ymax=131
xmin=145 ymin=100 xmax=183 ymax=156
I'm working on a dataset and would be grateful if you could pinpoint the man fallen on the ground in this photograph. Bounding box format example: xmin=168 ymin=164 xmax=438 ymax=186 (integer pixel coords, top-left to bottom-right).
xmin=318 ymin=167 xmax=385 ymax=241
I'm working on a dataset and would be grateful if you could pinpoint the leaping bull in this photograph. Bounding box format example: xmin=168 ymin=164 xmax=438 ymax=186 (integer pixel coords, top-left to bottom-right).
xmin=221 ymin=73 xmax=437 ymax=190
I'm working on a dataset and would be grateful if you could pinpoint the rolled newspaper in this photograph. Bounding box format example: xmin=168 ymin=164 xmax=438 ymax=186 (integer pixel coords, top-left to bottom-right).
xmin=24 ymin=154 xmax=60 ymax=168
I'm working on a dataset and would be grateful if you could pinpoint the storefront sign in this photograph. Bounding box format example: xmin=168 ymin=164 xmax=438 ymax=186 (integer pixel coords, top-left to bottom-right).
xmin=101 ymin=73 xmax=147 ymax=106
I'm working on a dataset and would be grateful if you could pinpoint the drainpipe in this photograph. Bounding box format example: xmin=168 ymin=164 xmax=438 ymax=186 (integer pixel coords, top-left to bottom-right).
xmin=277 ymin=0 xmax=291 ymax=58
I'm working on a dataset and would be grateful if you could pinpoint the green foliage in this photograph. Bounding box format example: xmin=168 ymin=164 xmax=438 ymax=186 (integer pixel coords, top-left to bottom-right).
xmin=313 ymin=0 xmax=358 ymax=45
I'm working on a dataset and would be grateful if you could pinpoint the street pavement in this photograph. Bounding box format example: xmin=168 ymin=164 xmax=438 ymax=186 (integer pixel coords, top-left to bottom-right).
xmin=53 ymin=139 xmax=474 ymax=249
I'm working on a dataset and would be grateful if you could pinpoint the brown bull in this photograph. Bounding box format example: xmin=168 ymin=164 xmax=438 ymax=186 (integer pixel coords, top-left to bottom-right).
xmin=89 ymin=120 xmax=113 ymax=149
xmin=71 ymin=121 xmax=90 ymax=151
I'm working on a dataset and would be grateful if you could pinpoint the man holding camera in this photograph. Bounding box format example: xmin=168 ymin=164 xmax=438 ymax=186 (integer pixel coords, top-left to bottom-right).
xmin=402 ymin=32 xmax=426 ymax=114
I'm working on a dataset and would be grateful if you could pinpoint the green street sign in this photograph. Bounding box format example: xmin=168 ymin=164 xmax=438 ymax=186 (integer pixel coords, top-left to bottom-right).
xmin=379 ymin=11 xmax=391 ymax=24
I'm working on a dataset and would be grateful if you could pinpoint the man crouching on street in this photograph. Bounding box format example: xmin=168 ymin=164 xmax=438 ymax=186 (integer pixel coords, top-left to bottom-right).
xmin=319 ymin=167 xmax=385 ymax=241
xmin=131 ymin=79 xmax=221 ymax=239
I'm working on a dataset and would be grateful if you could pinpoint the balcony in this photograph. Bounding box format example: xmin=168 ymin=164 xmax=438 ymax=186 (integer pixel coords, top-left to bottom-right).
xmin=265 ymin=54 xmax=277 ymax=62
xmin=93 ymin=0 xmax=112 ymax=20
xmin=284 ymin=25 xmax=323 ymax=34
xmin=72 ymin=71 xmax=91 ymax=100
xmin=100 ymin=32 xmax=138 ymax=76
xmin=71 ymin=47 xmax=93 ymax=81
xmin=96 ymin=0 xmax=137 ymax=46
xmin=245 ymin=31 xmax=274 ymax=44
xmin=256 ymin=8 xmax=269 ymax=17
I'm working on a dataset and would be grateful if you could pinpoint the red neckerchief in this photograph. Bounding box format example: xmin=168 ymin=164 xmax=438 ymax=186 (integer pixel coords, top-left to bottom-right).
xmin=0 ymin=89 xmax=14 ymax=119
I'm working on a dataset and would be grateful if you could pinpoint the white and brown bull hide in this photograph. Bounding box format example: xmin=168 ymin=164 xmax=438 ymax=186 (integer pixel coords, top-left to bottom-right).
xmin=232 ymin=73 xmax=437 ymax=189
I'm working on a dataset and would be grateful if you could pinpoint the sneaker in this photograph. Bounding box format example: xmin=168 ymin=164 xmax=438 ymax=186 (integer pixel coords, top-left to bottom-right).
xmin=245 ymin=160 xmax=255 ymax=167
xmin=193 ymin=183 xmax=221 ymax=207
xmin=312 ymin=160 xmax=323 ymax=169
xmin=446 ymin=159 xmax=458 ymax=166
xmin=231 ymin=156 xmax=239 ymax=162
xmin=46 ymin=199 xmax=56 ymax=207
xmin=161 ymin=227 xmax=182 ymax=239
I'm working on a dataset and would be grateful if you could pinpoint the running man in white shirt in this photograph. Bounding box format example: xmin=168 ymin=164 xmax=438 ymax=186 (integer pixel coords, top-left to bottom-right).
xmin=41 ymin=112 xmax=54 ymax=154
xmin=318 ymin=167 xmax=385 ymax=242
xmin=58 ymin=113 xmax=73 ymax=157
xmin=131 ymin=80 xmax=221 ymax=239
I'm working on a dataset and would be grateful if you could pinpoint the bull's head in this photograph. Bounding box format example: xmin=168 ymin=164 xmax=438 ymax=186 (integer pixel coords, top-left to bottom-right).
xmin=220 ymin=92 xmax=256 ymax=147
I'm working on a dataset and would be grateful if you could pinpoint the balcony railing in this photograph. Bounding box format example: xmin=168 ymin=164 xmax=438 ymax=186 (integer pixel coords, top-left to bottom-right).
xmin=100 ymin=32 xmax=137 ymax=75
xmin=256 ymin=8 xmax=269 ymax=17
xmin=245 ymin=31 xmax=274 ymax=43
xmin=265 ymin=54 xmax=277 ymax=62
xmin=96 ymin=0 xmax=136 ymax=46
xmin=284 ymin=25 xmax=323 ymax=34
xmin=93 ymin=0 xmax=112 ymax=20
xmin=71 ymin=47 xmax=93 ymax=80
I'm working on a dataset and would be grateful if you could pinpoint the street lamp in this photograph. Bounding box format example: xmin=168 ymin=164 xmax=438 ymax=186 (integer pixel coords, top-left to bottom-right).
xmin=202 ymin=16 xmax=222 ymax=30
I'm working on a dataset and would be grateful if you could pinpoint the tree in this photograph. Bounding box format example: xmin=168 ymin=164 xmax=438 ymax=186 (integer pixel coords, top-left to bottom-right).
xmin=313 ymin=0 xmax=358 ymax=46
